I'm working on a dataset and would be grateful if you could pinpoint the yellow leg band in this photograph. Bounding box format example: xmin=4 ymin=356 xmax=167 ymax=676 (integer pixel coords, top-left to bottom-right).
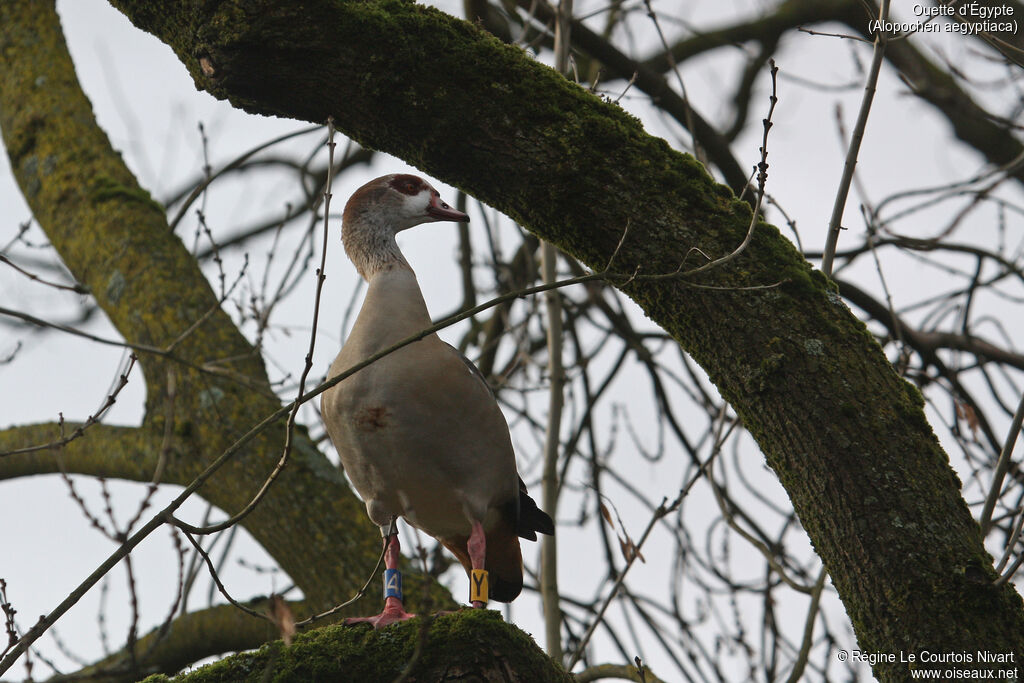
xmin=470 ymin=569 xmax=489 ymax=604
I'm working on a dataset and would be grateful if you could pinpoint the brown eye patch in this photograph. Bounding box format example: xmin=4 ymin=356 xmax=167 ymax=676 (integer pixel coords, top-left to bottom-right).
xmin=388 ymin=174 xmax=426 ymax=196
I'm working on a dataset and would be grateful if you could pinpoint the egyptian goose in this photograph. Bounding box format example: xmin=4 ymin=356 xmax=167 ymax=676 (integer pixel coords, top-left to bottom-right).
xmin=321 ymin=173 xmax=554 ymax=627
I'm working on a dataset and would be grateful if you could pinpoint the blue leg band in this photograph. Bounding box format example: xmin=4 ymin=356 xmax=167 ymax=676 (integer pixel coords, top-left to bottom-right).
xmin=383 ymin=568 xmax=403 ymax=601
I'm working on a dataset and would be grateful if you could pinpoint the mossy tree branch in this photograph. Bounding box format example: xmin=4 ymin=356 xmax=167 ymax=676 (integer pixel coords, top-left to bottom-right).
xmin=97 ymin=0 xmax=1024 ymax=679
xmin=139 ymin=610 xmax=572 ymax=683
xmin=52 ymin=602 xmax=295 ymax=683
xmin=0 ymin=0 xmax=419 ymax=626
xmin=2 ymin=0 xmax=1023 ymax=679
xmin=638 ymin=0 xmax=1024 ymax=190
xmin=0 ymin=424 xmax=159 ymax=483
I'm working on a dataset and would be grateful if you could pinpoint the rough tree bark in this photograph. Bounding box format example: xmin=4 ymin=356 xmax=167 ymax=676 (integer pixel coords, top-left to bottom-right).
xmin=103 ymin=0 xmax=1024 ymax=679
xmin=0 ymin=0 xmax=402 ymax=614
xmin=1 ymin=0 xmax=1022 ymax=681
xmin=0 ymin=2 xmax=462 ymax=679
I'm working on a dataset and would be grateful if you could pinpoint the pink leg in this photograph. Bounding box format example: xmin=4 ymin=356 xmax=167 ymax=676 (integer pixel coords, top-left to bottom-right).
xmin=345 ymin=530 xmax=415 ymax=628
xmin=468 ymin=520 xmax=487 ymax=608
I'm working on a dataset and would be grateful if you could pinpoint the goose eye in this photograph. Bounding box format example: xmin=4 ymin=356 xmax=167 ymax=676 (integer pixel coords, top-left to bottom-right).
xmin=389 ymin=175 xmax=427 ymax=196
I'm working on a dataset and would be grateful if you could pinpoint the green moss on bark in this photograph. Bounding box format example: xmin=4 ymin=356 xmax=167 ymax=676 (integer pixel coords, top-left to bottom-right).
xmin=155 ymin=610 xmax=569 ymax=683
xmin=0 ymin=0 xmax=425 ymax=618
xmin=93 ymin=2 xmax=1019 ymax=676
xmin=7 ymin=0 xmax=1024 ymax=679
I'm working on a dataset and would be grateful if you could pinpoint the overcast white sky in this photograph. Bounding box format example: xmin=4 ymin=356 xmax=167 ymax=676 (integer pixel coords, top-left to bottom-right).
xmin=2 ymin=1 xmax=1023 ymax=681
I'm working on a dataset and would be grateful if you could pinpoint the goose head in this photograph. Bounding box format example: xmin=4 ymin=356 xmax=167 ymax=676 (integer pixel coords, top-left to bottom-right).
xmin=344 ymin=173 xmax=467 ymax=232
xmin=342 ymin=174 xmax=469 ymax=279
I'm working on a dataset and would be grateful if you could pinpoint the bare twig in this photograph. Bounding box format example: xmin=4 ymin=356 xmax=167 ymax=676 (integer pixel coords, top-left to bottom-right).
xmin=540 ymin=0 xmax=572 ymax=662
xmin=294 ymin=519 xmax=397 ymax=626
xmin=0 ymin=253 xmax=88 ymax=294
xmin=821 ymin=0 xmax=891 ymax=277
xmin=168 ymin=125 xmax=321 ymax=233
xmin=0 ymin=579 xmax=16 ymax=659
xmin=172 ymin=119 xmax=340 ymax=536
xmin=682 ymin=60 xmax=778 ymax=278
xmin=179 ymin=529 xmax=270 ymax=622
xmin=642 ymin=0 xmax=706 ymax=167
xmin=0 ymin=221 xmax=653 ymax=675
xmin=709 ymin=466 xmax=816 ymax=594
xmin=3 ymin=354 xmax=138 ymax=458
xmin=613 ymin=71 xmax=637 ymax=104
xmin=784 ymin=567 xmax=828 ymax=683
xmin=575 ymin=660 xmax=667 ymax=683
xmin=566 ymin=447 xmax=718 ymax=670
xmin=979 ymin=390 xmax=1024 ymax=536
xmin=994 ymin=504 xmax=1024 ymax=580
